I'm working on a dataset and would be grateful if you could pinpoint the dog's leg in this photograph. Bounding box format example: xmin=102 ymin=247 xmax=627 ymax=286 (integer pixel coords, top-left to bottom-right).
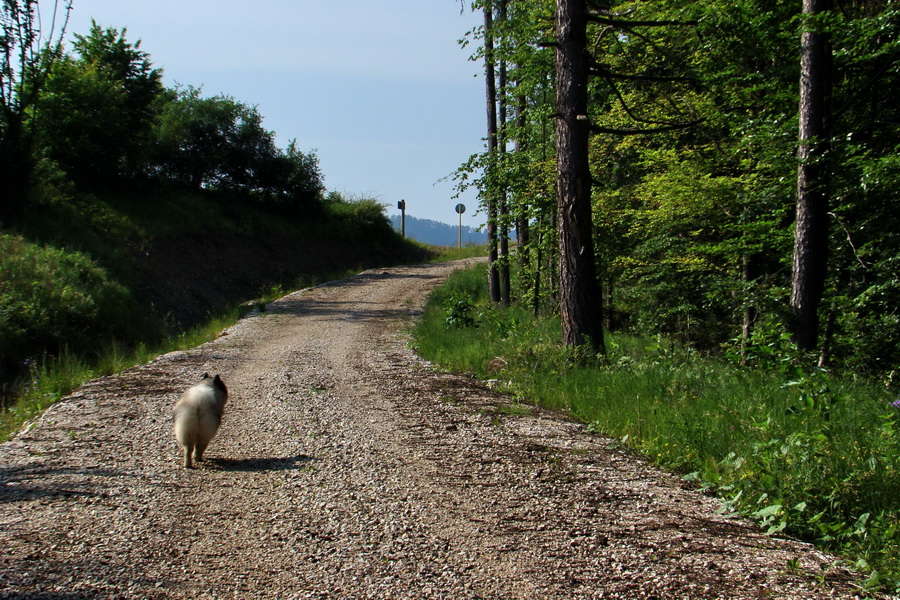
xmin=194 ymin=440 xmax=209 ymax=464
xmin=183 ymin=445 xmax=194 ymax=469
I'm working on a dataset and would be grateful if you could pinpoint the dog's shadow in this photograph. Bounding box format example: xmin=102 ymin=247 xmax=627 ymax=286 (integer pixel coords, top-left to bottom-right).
xmin=206 ymin=454 xmax=316 ymax=473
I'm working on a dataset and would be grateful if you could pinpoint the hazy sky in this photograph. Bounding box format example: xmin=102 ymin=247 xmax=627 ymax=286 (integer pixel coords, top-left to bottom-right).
xmin=64 ymin=1 xmax=486 ymax=228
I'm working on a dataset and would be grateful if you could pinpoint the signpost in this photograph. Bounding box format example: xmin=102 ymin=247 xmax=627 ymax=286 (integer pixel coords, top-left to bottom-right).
xmin=397 ymin=199 xmax=406 ymax=238
xmin=455 ymin=203 xmax=466 ymax=250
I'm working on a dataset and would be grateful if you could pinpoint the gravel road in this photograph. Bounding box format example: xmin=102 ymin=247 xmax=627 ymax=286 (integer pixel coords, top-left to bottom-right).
xmin=0 ymin=260 xmax=870 ymax=599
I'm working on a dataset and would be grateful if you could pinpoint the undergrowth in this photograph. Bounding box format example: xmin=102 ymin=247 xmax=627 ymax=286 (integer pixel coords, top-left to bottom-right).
xmin=412 ymin=263 xmax=900 ymax=595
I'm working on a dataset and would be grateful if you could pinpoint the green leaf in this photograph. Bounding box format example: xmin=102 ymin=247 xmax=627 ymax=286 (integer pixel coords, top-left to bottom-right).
xmin=753 ymin=504 xmax=783 ymax=519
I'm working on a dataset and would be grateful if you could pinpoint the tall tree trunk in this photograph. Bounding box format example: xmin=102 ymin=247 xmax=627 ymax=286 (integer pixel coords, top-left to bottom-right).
xmin=497 ymin=0 xmax=511 ymax=307
xmin=533 ymin=217 xmax=544 ymax=316
xmin=515 ymin=92 xmax=532 ymax=303
xmin=484 ymin=2 xmax=502 ymax=304
xmin=791 ymin=0 xmax=832 ymax=352
xmin=555 ymin=0 xmax=605 ymax=353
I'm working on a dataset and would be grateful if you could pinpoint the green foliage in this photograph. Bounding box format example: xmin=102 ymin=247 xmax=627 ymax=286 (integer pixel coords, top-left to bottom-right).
xmin=0 ymin=0 xmax=72 ymax=218
xmin=32 ymin=22 xmax=164 ymax=187
xmin=415 ymin=265 xmax=900 ymax=592
xmin=148 ymin=85 xmax=325 ymax=211
xmin=2 ymin=19 xmax=325 ymax=216
xmin=456 ymin=0 xmax=899 ymax=376
xmin=444 ymin=292 xmax=478 ymax=329
xmin=0 ymin=234 xmax=133 ymax=373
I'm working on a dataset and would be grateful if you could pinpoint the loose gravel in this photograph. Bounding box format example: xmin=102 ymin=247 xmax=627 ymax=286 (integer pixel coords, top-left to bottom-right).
xmin=0 ymin=260 xmax=873 ymax=599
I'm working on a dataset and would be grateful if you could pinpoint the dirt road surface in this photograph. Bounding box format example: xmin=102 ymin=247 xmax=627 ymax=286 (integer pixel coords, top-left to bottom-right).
xmin=1 ymin=260 xmax=868 ymax=599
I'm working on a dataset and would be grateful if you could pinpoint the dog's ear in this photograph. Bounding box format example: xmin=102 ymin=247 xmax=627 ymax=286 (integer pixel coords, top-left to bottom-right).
xmin=213 ymin=374 xmax=227 ymax=393
xmin=202 ymin=372 xmax=210 ymax=380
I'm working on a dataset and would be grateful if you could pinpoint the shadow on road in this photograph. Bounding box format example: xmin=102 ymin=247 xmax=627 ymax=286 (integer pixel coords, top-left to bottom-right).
xmin=207 ymin=454 xmax=316 ymax=473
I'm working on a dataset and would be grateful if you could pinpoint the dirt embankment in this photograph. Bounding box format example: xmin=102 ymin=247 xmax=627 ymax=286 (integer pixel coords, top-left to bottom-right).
xmin=0 ymin=260 xmax=873 ymax=599
xmin=133 ymin=227 xmax=431 ymax=329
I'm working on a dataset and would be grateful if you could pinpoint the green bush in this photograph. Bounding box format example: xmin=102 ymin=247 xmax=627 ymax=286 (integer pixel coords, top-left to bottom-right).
xmin=0 ymin=234 xmax=132 ymax=375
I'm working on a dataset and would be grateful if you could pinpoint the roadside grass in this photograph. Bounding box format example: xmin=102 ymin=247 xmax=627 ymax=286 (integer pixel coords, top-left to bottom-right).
xmin=412 ymin=263 xmax=900 ymax=594
xmin=427 ymin=244 xmax=489 ymax=262
xmin=0 ymin=306 xmax=237 ymax=442
xmin=0 ymin=269 xmax=356 ymax=442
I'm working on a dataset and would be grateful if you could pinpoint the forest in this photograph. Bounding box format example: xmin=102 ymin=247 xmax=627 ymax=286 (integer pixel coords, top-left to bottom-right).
xmin=427 ymin=0 xmax=900 ymax=590
xmin=457 ymin=0 xmax=899 ymax=380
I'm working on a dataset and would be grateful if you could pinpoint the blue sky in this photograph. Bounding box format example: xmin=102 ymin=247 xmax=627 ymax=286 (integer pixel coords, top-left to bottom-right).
xmin=64 ymin=1 xmax=487 ymax=228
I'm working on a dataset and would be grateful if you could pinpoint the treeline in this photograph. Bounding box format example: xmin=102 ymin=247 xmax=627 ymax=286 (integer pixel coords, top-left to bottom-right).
xmin=0 ymin=4 xmax=420 ymax=390
xmin=1 ymin=10 xmax=323 ymax=220
xmin=460 ymin=0 xmax=899 ymax=377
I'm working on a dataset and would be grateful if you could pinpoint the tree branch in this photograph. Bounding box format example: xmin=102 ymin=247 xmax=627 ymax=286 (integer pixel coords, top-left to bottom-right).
xmin=590 ymin=61 xmax=699 ymax=84
xmin=586 ymin=13 xmax=698 ymax=28
xmin=589 ymin=120 xmax=704 ymax=135
xmin=597 ymin=70 xmax=702 ymax=131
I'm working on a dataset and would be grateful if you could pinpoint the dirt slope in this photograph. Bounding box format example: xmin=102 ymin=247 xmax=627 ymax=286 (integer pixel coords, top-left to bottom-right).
xmin=0 ymin=260 xmax=870 ymax=599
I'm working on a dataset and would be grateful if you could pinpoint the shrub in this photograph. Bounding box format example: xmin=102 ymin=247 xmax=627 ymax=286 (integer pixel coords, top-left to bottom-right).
xmin=0 ymin=234 xmax=132 ymax=378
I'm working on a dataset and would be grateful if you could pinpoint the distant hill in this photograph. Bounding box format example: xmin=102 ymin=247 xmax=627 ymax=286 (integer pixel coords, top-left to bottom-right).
xmin=390 ymin=214 xmax=487 ymax=247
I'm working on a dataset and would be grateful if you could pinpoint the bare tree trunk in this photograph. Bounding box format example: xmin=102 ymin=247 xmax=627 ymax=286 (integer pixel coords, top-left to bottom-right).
xmin=555 ymin=0 xmax=605 ymax=353
xmin=791 ymin=0 xmax=832 ymax=352
xmin=533 ymin=217 xmax=544 ymax=316
xmin=483 ymin=2 xmax=501 ymax=304
xmin=515 ymin=92 xmax=532 ymax=303
xmin=498 ymin=0 xmax=511 ymax=307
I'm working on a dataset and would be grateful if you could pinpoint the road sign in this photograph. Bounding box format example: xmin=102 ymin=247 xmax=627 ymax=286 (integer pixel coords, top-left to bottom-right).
xmin=455 ymin=203 xmax=466 ymax=214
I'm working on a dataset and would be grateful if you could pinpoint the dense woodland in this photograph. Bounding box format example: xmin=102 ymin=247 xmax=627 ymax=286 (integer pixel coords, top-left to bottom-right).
xmin=458 ymin=0 xmax=899 ymax=380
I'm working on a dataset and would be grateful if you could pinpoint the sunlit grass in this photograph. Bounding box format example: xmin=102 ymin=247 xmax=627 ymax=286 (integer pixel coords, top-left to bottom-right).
xmin=0 ymin=313 xmax=236 ymax=442
xmin=426 ymin=244 xmax=488 ymax=263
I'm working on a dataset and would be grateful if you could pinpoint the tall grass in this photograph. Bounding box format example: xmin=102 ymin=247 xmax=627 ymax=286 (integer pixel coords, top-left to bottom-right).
xmin=412 ymin=264 xmax=900 ymax=594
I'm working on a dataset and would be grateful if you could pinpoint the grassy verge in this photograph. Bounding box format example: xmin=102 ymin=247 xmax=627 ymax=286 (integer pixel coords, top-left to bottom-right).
xmin=0 ymin=315 xmax=229 ymax=441
xmin=411 ymin=263 xmax=900 ymax=595
xmin=427 ymin=244 xmax=489 ymax=262
xmin=0 ymin=267 xmax=358 ymax=442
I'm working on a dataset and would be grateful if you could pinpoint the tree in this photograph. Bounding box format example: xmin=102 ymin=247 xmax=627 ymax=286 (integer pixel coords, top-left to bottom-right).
xmin=791 ymin=0 xmax=833 ymax=352
xmin=555 ymin=0 xmax=605 ymax=352
xmin=482 ymin=1 xmax=502 ymax=304
xmin=32 ymin=22 xmax=163 ymax=188
xmin=152 ymin=88 xmax=261 ymax=190
xmin=496 ymin=0 xmax=511 ymax=306
xmin=152 ymin=86 xmax=323 ymax=208
xmin=0 ymin=0 xmax=71 ymax=218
